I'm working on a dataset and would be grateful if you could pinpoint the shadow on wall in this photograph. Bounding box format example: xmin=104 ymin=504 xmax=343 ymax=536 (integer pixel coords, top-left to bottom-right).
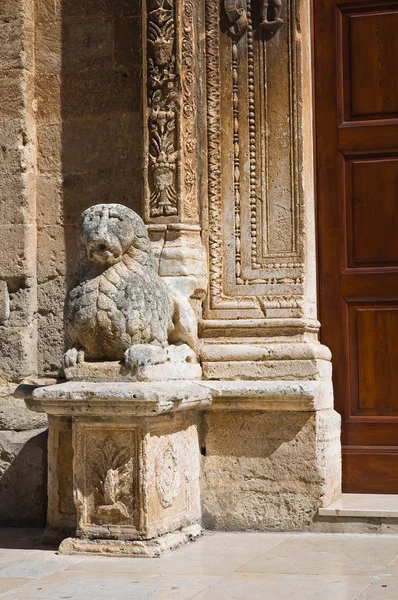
xmin=0 ymin=430 xmax=48 ymax=527
xmin=36 ymin=0 xmax=144 ymax=380
xmin=201 ymin=411 xmax=323 ymax=531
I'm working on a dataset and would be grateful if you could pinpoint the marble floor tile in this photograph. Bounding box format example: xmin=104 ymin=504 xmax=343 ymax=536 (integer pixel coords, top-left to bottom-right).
xmin=0 ymin=571 xmax=222 ymax=600
xmin=193 ymin=573 xmax=374 ymax=600
xmin=382 ymin=556 xmax=398 ymax=575
xmin=237 ymin=534 xmax=398 ymax=576
xmin=66 ymin=533 xmax=289 ymax=576
xmin=0 ymin=579 xmax=31 ymax=594
xmin=0 ymin=550 xmax=84 ymax=579
xmin=356 ymin=576 xmax=398 ymax=599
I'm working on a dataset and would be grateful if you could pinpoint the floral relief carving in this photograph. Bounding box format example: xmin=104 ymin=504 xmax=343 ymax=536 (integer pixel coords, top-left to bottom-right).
xmin=91 ymin=438 xmax=133 ymax=525
xmin=181 ymin=0 xmax=197 ymax=219
xmin=156 ymin=440 xmax=180 ymax=509
xmin=146 ymin=0 xmax=198 ymax=221
xmin=147 ymin=0 xmax=179 ymax=218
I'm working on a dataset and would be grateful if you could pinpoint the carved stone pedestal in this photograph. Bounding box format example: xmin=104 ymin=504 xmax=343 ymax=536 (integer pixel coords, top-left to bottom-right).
xmin=24 ymin=381 xmax=211 ymax=557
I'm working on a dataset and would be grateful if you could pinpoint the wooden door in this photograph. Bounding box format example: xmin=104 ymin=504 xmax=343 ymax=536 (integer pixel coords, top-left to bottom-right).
xmin=314 ymin=0 xmax=398 ymax=492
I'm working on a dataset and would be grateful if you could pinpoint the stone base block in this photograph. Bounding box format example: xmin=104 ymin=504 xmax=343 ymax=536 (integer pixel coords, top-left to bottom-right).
xmin=58 ymin=524 xmax=203 ymax=557
xmin=22 ymin=381 xmax=209 ymax=549
xmin=201 ymin=406 xmax=341 ymax=531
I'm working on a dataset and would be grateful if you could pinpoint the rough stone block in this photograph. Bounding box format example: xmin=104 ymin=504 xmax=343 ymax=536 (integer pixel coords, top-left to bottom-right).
xmin=113 ymin=16 xmax=141 ymax=71
xmin=37 ymin=224 xmax=77 ymax=283
xmin=35 ymin=22 xmax=61 ymax=74
xmin=0 ymin=70 xmax=25 ymax=119
xmin=62 ymin=17 xmax=113 ymax=71
xmin=62 ymin=115 xmax=141 ymax=175
xmin=36 ymin=0 xmax=61 ymax=27
xmin=0 ymin=171 xmax=36 ymax=225
xmin=36 ymin=123 xmax=61 ymax=175
xmin=0 ymin=117 xmax=35 ymax=177
xmin=0 ymin=281 xmax=9 ymax=324
xmin=36 ymin=173 xmax=62 ymax=226
xmin=0 ymin=428 xmax=47 ymax=526
xmin=0 ymin=224 xmax=36 ymax=278
xmin=35 ymin=72 xmax=61 ymax=125
xmin=201 ymin=408 xmax=341 ymax=531
xmin=0 ymin=388 xmax=47 ymax=431
xmin=0 ymin=325 xmax=37 ymax=381
xmin=61 ymin=68 xmax=140 ymax=119
xmin=61 ymin=171 xmax=142 ymax=225
xmin=0 ymin=20 xmax=33 ymax=71
xmin=6 ymin=276 xmax=36 ymax=328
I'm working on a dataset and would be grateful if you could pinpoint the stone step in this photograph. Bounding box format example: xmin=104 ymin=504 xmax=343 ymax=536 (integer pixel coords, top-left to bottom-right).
xmin=314 ymin=494 xmax=398 ymax=534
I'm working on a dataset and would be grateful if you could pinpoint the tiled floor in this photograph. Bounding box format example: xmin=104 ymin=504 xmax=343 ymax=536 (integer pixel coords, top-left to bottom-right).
xmin=1 ymin=529 xmax=398 ymax=599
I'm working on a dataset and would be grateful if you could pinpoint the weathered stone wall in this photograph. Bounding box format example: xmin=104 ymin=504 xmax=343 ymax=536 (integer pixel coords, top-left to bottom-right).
xmin=0 ymin=0 xmax=48 ymax=525
xmin=36 ymin=0 xmax=143 ymax=378
xmin=0 ymin=0 xmax=144 ymax=524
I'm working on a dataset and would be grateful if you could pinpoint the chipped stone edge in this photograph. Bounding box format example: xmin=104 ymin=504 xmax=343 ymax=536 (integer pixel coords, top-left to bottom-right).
xmin=58 ymin=524 xmax=203 ymax=558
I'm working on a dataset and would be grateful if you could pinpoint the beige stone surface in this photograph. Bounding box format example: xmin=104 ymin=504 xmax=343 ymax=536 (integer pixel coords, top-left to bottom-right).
xmin=59 ymin=525 xmax=203 ymax=558
xmin=1 ymin=531 xmax=398 ymax=599
xmin=0 ymin=429 xmax=47 ymax=526
xmin=201 ymin=408 xmax=341 ymax=531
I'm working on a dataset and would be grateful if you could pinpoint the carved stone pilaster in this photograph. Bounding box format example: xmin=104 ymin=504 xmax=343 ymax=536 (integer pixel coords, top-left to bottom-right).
xmin=202 ymin=0 xmax=312 ymax=335
xmin=144 ymin=0 xmax=207 ymax=310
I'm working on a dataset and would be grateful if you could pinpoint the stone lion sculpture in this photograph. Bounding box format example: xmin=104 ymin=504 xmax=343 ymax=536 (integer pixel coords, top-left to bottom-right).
xmin=64 ymin=204 xmax=197 ymax=372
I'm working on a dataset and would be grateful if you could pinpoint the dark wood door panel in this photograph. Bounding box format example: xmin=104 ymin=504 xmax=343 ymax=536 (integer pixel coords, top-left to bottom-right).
xmin=339 ymin=124 xmax=398 ymax=150
xmin=344 ymin=157 xmax=398 ymax=267
xmin=340 ymin=7 xmax=398 ymax=122
xmin=347 ymin=304 xmax=398 ymax=419
xmin=315 ymin=0 xmax=398 ymax=492
xmin=343 ymin=451 xmax=398 ymax=493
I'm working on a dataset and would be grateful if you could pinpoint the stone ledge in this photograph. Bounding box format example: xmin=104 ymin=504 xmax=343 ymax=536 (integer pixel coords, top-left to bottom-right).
xmin=20 ymin=381 xmax=212 ymax=417
xmin=19 ymin=379 xmax=333 ymax=415
xmin=200 ymin=380 xmax=333 ymax=412
xmin=319 ymin=494 xmax=398 ymax=518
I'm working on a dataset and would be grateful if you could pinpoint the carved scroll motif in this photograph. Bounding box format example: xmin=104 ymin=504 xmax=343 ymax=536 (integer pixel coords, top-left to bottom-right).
xmin=204 ymin=0 xmax=303 ymax=319
xmin=147 ymin=0 xmax=178 ymax=218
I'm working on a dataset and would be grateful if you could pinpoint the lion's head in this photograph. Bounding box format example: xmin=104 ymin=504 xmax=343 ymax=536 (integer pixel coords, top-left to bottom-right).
xmin=79 ymin=204 xmax=152 ymax=269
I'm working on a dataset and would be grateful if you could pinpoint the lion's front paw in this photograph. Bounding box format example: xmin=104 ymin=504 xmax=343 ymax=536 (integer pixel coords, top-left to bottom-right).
xmin=124 ymin=345 xmax=167 ymax=371
xmin=63 ymin=347 xmax=85 ymax=369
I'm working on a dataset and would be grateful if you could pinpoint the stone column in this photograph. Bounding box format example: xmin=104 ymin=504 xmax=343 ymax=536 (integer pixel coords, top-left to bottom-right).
xmin=0 ymin=0 xmax=47 ymax=525
xmin=143 ymin=0 xmax=207 ymax=310
xmin=199 ymin=0 xmax=342 ymax=530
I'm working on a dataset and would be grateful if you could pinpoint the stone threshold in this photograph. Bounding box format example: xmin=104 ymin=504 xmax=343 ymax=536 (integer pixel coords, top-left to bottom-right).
xmin=319 ymin=494 xmax=398 ymax=518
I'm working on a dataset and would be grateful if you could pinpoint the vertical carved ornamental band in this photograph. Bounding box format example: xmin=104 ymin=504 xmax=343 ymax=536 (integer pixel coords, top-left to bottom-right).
xmin=204 ymin=0 xmax=303 ymax=320
xmin=145 ymin=0 xmax=198 ymax=222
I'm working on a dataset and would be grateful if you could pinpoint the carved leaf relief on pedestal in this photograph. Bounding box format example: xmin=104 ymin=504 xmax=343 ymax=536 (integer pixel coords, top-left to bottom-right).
xmin=92 ymin=438 xmax=133 ymax=525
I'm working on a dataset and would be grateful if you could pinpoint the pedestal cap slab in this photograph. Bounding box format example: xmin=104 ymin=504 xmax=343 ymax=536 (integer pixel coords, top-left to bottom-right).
xmin=22 ymin=381 xmax=212 ymax=417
